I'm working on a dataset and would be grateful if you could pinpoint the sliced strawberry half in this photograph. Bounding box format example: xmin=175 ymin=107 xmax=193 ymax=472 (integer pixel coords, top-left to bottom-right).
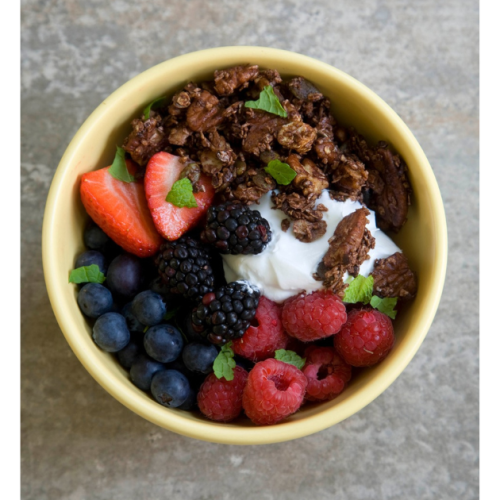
xmin=145 ymin=152 xmax=215 ymax=240
xmin=80 ymin=161 xmax=163 ymax=257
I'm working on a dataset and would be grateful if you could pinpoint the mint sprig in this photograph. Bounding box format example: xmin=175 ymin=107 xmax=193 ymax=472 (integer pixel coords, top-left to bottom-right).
xmin=370 ymin=296 xmax=398 ymax=319
xmin=245 ymin=85 xmax=287 ymax=117
xmin=69 ymin=264 xmax=106 ymax=285
xmin=166 ymin=178 xmax=198 ymax=208
xmin=264 ymin=159 xmax=297 ymax=185
xmin=143 ymin=96 xmax=167 ymax=120
xmin=108 ymin=146 xmax=135 ymax=183
xmin=213 ymin=342 xmax=236 ymax=381
xmin=343 ymin=275 xmax=374 ymax=305
xmin=343 ymin=274 xmax=399 ymax=318
xmin=275 ymin=349 xmax=306 ymax=370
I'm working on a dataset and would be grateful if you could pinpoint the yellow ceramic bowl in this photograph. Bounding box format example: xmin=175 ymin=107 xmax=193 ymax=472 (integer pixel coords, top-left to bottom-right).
xmin=42 ymin=47 xmax=447 ymax=444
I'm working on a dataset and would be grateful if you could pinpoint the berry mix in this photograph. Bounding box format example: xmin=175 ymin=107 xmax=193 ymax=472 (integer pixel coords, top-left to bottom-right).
xmin=70 ymin=65 xmax=418 ymax=426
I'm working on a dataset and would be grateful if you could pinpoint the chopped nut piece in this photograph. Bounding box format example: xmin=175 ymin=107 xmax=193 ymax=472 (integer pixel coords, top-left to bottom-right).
xmin=214 ymin=65 xmax=260 ymax=96
xmin=288 ymin=77 xmax=323 ymax=101
xmin=281 ymin=219 xmax=291 ymax=232
xmin=255 ymin=69 xmax=283 ymax=90
xmin=186 ymin=90 xmax=224 ymax=132
xmin=277 ymin=121 xmax=317 ymax=154
xmin=168 ymin=125 xmax=192 ymax=146
xmin=329 ymin=153 xmax=368 ymax=201
xmin=323 ymin=208 xmax=374 ymax=275
xmin=122 ymin=112 xmax=169 ymax=167
xmin=287 ymin=154 xmax=329 ymax=198
xmin=242 ymin=109 xmax=286 ymax=156
xmin=365 ymin=143 xmax=411 ymax=233
xmin=371 ymin=252 xmax=417 ymax=300
xmin=271 ymin=191 xmax=327 ymax=222
xmin=293 ymin=219 xmax=327 ymax=242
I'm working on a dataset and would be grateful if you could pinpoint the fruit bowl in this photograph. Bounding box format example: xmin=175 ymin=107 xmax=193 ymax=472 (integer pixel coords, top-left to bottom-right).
xmin=42 ymin=47 xmax=447 ymax=444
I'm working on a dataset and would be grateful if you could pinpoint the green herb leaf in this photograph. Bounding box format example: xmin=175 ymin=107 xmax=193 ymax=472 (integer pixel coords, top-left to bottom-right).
xmin=166 ymin=178 xmax=198 ymax=208
xmin=163 ymin=307 xmax=180 ymax=322
xmin=343 ymin=275 xmax=374 ymax=304
xmin=275 ymin=349 xmax=306 ymax=370
xmin=143 ymin=96 xmax=167 ymax=120
xmin=370 ymin=296 xmax=398 ymax=319
xmin=108 ymin=146 xmax=135 ymax=183
xmin=213 ymin=342 xmax=236 ymax=381
xmin=264 ymin=159 xmax=297 ymax=185
xmin=69 ymin=264 xmax=106 ymax=285
xmin=244 ymin=85 xmax=287 ymax=117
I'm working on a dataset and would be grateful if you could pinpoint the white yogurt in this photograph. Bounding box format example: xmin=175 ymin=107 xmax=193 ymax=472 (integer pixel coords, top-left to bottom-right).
xmin=222 ymin=190 xmax=400 ymax=302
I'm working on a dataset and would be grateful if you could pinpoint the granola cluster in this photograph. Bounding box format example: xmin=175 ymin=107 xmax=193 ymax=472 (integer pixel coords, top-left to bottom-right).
xmin=122 ymin=64 xmax=417 ymax=300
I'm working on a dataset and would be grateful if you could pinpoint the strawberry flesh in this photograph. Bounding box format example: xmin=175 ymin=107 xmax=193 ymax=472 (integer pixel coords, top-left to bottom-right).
xmin=145 ymin=152 xmax=215 ymax=241
xmin=80 ymin=161 xmax=163 ymax=257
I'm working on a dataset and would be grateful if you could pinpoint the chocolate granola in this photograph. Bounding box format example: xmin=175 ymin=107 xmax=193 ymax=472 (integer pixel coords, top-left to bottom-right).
xmin=371 ymin=252 xmax=417 ymax=300
xmin=121 ymin=63 xmax=413 ymax=246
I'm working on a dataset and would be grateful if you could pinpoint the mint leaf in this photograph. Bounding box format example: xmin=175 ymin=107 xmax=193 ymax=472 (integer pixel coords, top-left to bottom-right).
xmin=275 ymin=349 xmax=306 ymax=370
xmin=245 ymin=85 xmax=287 ymax=117
xmin=109 ymin=146 xmax=135 ymax=183
xmin=163 ymin=307 xmax=180 ymax=322
xmin=213 ymin=342 xmax=236 ymax=381
xmin=343 ymin=275 xmax=374 ymax=304
xmin=370 ymin=296 xmax=398 ymax=319
xmin=143 ymin=96 xmax=167 ymax=120
xmin=69 ymin=264 xmax=106 ymax=284
xmin=166 ymin=178 xmax=198 ymax=208
xmin=265 ymin=159 xmax=297 ymax=185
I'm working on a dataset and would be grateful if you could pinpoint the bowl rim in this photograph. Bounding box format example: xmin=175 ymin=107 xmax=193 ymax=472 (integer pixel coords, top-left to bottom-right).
xmin=42 ymin=46 xmax=447 ymax=444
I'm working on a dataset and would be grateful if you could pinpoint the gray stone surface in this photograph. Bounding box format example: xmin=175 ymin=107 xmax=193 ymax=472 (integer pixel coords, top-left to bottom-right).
xmin=21 ymin=0 xmax=478 ymax=498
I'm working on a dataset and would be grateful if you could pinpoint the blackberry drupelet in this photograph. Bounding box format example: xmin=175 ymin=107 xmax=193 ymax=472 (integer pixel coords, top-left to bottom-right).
xmin=192 ymin=281 xmax=261 ymax=345
xmin=154 ymin=236 xmax=214 ymax=303
xmin=200 ymin=201 xmax=272 ymax=255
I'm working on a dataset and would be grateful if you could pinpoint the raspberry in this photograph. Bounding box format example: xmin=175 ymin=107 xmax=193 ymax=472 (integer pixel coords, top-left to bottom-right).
xmin=242 ymin=358 xmax=307 ymax=425
xmin=302 ymin=346 xmax=352 ymax=402
xmin=232 ymin=297 xmax=289 ymax=362
xmin=334 ymin=309 xmax=394 ymax=367
xmin=197 ymin=366 xmax=248 ymax=422
xmin=282 ymin=290 xmax=347 ymax=342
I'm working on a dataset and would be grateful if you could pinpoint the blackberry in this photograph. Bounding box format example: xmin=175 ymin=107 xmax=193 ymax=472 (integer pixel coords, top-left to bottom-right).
xmin=200 ymin=201 xmax=272 ymax=255
xmin=154 ymin=236 xmax=214 ymax=303
xmin=192 ymin=281 xmax=261 ymax=345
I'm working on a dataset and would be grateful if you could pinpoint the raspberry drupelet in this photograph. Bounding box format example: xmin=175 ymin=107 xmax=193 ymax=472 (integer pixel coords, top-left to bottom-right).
xmin=232 ymin=297 xmax=289 ymax=362
xmin=334 ymin=309 xmax=395 ymax=367
xmin=242 ymin=358 xmax=307 ymax=425
xmin=282 ymin=290 xmax=347 ymax=342
xmin=302 ymin=346 xmax=352 ymax=402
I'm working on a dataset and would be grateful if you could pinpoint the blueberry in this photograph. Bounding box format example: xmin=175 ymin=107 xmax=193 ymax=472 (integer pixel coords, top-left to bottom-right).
xmin=177 ymin=388 xmax=197 ymax=411
xmin=116 ymin=340 xmax=143 ymax=369
xmin=130 ymin=354 xmax=165 ymax=391
xmin=182 ymin=343 xmax=218 ymax=374
xmin=132 ymin=290 xmax=166 ymax=326
xmin=144 ymin=324 xmax=184 ymax=363
xmin=151 ymin=370 xmax=191 ymax=408
xmin=77 ymin=283 xmax=113 ymax=318
xmin=121 ymin=302 xmax=146 ymax=333
xmin=75 ymin=250 xmax=107 ymax=274
xmin=92 ymin=312 xmax=130 ymax=352
xmin=106 ymin=254 xmax=144 ymax=298
xmin=84 ymin=224 xmax=110 ymax=250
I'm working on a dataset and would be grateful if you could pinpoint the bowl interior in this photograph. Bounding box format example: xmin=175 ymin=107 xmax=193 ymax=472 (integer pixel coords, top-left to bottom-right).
xmin=42 ymin=47 xmax=447 ymax=444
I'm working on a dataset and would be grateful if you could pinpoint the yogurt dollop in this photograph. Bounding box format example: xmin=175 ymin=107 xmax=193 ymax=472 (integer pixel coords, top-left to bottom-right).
xmin=222 ymin=191 xmax=400 ymax=303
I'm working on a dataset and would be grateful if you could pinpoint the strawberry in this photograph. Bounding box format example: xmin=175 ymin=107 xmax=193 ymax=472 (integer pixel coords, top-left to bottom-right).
xmin=80 ymin=161 xmax=163 ymax=257
xmin=145 ymin=152 xmax=215 ymax=241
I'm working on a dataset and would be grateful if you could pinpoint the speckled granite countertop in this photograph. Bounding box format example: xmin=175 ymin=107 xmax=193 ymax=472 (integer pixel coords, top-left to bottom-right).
xmin=21 ymin=1 xmax=478 ymax=499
